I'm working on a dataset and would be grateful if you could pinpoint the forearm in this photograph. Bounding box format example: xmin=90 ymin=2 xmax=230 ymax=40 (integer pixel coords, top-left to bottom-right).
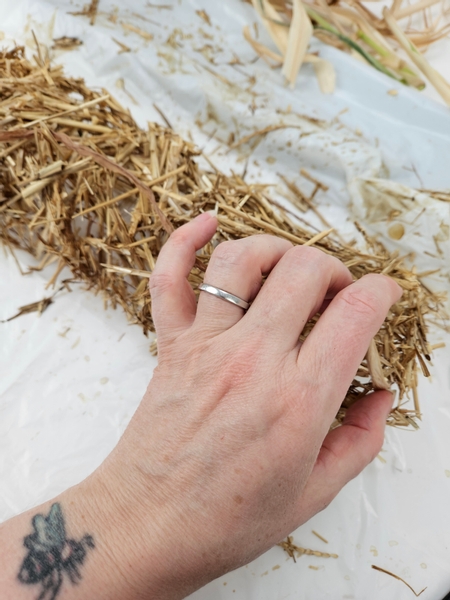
xmin=0 ymin=472 xmax=180 ymax=600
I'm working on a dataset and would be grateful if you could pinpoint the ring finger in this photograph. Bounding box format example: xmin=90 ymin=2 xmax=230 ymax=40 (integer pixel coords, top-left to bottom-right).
xmin=195 ymin=235 xmax=292 ymax=334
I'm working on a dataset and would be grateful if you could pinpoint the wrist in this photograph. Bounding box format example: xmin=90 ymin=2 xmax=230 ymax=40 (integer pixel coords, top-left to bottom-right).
xmin=78 ymin=449 xmax=209 ymax=600
xmin=0 ymin=478 xmax=163 ymax=600
xmin=69 ymin=468 xmax=178 ymax=600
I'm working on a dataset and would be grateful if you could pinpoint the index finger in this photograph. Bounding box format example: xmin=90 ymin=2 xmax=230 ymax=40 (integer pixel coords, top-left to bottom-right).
xmin=298 ymin=273 xmax=402 ymax=416
xmin=149 ymin=213 xmax=218 ymax=343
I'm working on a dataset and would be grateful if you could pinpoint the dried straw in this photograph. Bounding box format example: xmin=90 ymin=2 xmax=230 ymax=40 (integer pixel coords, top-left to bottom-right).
xmin=0 ymin=46 xmax=445 ymax=429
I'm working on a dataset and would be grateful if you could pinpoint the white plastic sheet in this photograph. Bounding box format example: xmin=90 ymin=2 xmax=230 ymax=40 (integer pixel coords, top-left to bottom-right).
xmin=1 ymin=1 xmax=450 ymax=598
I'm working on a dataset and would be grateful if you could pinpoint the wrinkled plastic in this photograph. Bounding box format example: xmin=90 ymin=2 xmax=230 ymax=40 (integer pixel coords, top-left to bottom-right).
xmin=1 ymin=1 xmax=450 ymax=598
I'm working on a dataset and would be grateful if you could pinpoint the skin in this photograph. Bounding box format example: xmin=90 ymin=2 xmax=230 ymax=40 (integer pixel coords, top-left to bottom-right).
xmin=0 ymin=212 xmax=402 ymax=600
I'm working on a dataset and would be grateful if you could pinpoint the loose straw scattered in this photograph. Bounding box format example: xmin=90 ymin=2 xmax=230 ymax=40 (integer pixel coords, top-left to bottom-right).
xmin=0 ymin=46 xmax=445 ymax=428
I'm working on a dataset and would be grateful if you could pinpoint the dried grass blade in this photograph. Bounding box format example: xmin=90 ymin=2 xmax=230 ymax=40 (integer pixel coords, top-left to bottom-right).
xmin=371 ymin=565 xmax=427 ymax=597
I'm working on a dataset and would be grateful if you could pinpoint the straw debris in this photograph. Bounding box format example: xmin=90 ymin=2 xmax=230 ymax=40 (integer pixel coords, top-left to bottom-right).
xmin=70 ymin=0 xmax=100 ymax=25
xmin=2 ymin=296 xmax=54 ymax=322
xmin=52 ymin=37 xmax=83 ymax=51
xmin=0 ymin=46 xmax=445 ymax=428
xmin=279 ymin=536 xmax=338 ymax=562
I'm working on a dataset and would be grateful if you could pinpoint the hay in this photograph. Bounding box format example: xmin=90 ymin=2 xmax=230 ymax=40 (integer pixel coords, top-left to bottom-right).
xmin=0 ymin=46 xmax=445 ymax=428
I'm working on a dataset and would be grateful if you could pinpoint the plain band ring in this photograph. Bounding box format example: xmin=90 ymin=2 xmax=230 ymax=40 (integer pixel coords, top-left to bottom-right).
xmin=199 ymin=283 xmax=250 ymax=311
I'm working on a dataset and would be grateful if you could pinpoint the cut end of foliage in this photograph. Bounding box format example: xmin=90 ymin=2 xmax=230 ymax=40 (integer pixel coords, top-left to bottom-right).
xmin=245 ymin=0 xmax=450 ymax=101
xmin=0 ymin=46 xmax=446 ymax=429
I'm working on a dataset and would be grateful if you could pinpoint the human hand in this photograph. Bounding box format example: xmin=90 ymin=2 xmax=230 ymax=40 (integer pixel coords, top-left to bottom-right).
xmin=90 ymin=212 xmax=402 ymax=599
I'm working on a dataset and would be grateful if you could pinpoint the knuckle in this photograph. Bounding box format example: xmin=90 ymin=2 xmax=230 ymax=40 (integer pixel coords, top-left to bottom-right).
xmin=266 ymin=235 xmax=293 ymax=253
xmin=288 ymin=245 xmax=331 ymax=271
xmin=149 ymin=271 xmax=175 ymax=296
xmin=220 ymin=335 xmax=265 ymax=383
xmin=168 ymin=226 xmax=190 ymax=248
xmin=338 ymin=286 xmax=379 ymax=317
xmin=210 ymin=240 xmax=250 ymax=270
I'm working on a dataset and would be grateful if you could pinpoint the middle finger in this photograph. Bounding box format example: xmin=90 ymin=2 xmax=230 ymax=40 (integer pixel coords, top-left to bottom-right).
xmin=242 ymin=245 xmax=353 ymax=353
xmin=195 ymin=235 xmax=292 ymax=334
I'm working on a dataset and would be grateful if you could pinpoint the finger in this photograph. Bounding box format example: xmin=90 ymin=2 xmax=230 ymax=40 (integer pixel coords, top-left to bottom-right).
xmin=242 ymin=246 xmax=353 ymax=352
xmin=195 ymin=235 xmax=292 ymax=334
xmin=150 ymin=213 xmax=218 ymax=343
xmin=295 ymin=391 xmax=394 ymax=523
xmin=299 ymin=274 xmax=402 ymax=412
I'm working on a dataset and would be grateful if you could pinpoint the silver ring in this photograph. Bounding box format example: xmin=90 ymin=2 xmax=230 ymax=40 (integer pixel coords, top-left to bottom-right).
xmin=199 ymin=283 xmax=250 ymax=310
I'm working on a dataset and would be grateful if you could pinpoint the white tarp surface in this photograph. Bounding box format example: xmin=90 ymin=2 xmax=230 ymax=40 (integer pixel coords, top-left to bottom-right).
xmin=1 ymin=1 xmax=450 ymax=598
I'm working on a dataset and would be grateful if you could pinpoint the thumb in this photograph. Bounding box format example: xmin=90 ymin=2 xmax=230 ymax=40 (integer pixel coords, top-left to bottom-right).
xmin=295 ymin=390 xmax=394 ymax=522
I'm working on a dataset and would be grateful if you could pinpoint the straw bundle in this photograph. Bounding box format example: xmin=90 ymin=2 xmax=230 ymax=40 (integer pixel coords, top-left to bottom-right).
xmin=245 ymin=0 xmax=450 ymax=104
xmin=0 ymin=46 xmax=444 ymax=428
